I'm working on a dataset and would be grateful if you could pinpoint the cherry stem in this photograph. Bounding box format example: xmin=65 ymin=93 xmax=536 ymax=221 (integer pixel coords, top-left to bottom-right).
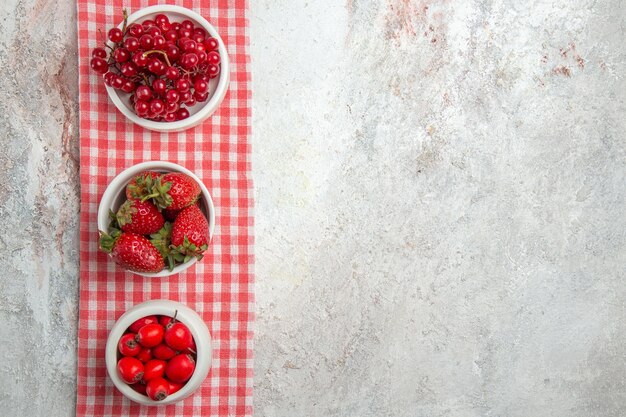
xmin=173 ymin=309 xmax=178 ymax=324
xmin=122 ymin=9 xmax=129 ymax=35
xmin=142 ymin=50 xmax=172 ymax=67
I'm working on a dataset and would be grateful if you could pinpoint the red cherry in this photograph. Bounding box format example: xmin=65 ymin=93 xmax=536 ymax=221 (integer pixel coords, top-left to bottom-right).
xmin=139 ymin=34 xmax=154 ymax=49
xmin=132 ymin=51 xmax=149 ymax=68
xmin=142 ymin=19 xmax=156 ymax=29
xmin=92 ymin=47 xmax=107 ymax=58
xmin=135 ymin=85 xmax=152 ymax=101
xmin=207 ymin=51 xmax=220 ymax=65
xmin=193 ymin=27 xmax=207 ymax=39
xmin=164 ymin=29 xmax=178 ymax=43
xmin=120 ymin=62 xmax=138 ymax=77
xmin=207 ymin=63 xmax=220 ymax=78
xmin=90 ymin=57 xmax=108 ymax=74
xmin=175 ymin=78 xmax=191 ymax=92
xmin=166 ymin=66 xmax=180 ymax=80
xmin=108 ymin=27 xmax=123 ymax=43
xmin=177 ymin=108 xmax=190 ymax=120
xmin=146 ymin=26 xmax=161 ymax=38
xmin=166 ymin=89 xmax=180 ymax=103
xmin=135 ymin=99 xmax=150 ymax=116
xmin=127 ymin=23 xmax=144 ymax=38
xmin=204 ymin=37 xmax=219 ymax=51
xmin=194 ymin=79 xmax=208 ymax=94
xmin=152 ymin=78 xmax=167 ymax=94
xmin=121 ymin=80 xmax=136 ymax=93
xmin=164 ymin=43 xmax=181 ymax=62
xmin=150 ymin=99 xmax=166 ymax=115
xmin=181 ymin=20 xmax=194 ymax=30
xmin=124 ymin=36 xmax=140 ymax=52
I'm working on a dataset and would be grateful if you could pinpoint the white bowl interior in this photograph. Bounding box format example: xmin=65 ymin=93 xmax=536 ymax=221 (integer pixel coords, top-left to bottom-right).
xmin=97 ymin=161 xmax=215 ymax=278
xmin=105 ymin=300 xmax=212 ymax=406
xmin=105 ymin=5 xmax=230 ymax=132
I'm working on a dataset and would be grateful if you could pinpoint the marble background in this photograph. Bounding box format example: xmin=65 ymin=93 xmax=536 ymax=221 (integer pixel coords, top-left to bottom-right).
xmin=1 ymin=0 xmax=625 ymax=416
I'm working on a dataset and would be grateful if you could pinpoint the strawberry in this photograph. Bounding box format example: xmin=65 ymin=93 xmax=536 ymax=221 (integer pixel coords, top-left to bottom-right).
xmin=116 ymin=199 xmax=165 ymax=235
xmin=170 ymin=204 xmax=209 ymax=261
xmin=142 ymin=172 xmax=201 ymax=211
xmin=99 ymin=231 xmax=165 ymax=273
xmin=126 ymin=171 xmax=162 ymax=200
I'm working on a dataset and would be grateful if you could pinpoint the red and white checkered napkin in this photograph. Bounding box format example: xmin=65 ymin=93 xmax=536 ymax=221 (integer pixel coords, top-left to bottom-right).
xmin=76 ymin=1 xmax=253 ymax=415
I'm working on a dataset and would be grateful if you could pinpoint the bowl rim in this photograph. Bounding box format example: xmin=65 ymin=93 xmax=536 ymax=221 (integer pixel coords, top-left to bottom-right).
xmin=105 ymin=299 xmax=212 ymax=406
xmin=104 ymin=4 xmax=230 ymax=132
xmin=97 ymin=160 xmax=216 ymax=278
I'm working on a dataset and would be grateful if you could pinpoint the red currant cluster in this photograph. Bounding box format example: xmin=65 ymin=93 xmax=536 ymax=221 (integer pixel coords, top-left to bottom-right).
xmin=90 ymin=11 xmax=221 ymax=122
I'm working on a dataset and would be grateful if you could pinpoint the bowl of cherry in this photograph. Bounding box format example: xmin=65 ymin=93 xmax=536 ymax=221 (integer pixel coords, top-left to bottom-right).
xmin=105 ymin=299 xmax=212 ymax=405
xmin=89 ymin=5 xmax=230 ymax=132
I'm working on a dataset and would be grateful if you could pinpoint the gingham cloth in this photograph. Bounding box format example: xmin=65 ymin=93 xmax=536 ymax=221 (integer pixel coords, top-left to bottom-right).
xmin=76 ymin=1 xmax=253 ymax=416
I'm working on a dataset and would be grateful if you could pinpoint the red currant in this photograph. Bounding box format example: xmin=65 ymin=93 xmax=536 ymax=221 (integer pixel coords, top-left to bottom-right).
xmin=165 ymin=66 xmax=180 ymax=80
xmin=180 ymin=53 xmax=198 ymax=69
xmin=207 ymin=51 xmax=220 ymax=65
xmin=166 ymin=89 xmax=180 ymax=103
xmin=147 ymin=58 xmax=166 ymax=75
xmin=135 ymin=85 xmax=152 ymax=101
xmin=175 ymin=78 xmax=191 ymax=92
xmin=204 ymin=37 xmax=219 ymax=52
xmin=177 ymin=108 xmax=190 ymax=120
xmin=164 ymin=44 xmax=181 ymax=62
xmin=152 ymin=78 xmax=167 ymax=94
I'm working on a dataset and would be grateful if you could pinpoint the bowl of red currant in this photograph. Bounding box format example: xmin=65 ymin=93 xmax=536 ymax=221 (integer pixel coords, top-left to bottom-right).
xmin=89 ymin=5 xmax=229 ymax=132
xmin=105 ymin=299 xmax=212 ymax=405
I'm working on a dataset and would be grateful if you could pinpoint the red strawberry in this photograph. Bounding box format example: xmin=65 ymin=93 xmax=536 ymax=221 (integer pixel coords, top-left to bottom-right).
xmin=146 ymin=172 xmax=201 ymax=211
xmin=171 ymin=205 xmax=210 ymax=261
xmin=126 ymin=171 xmax=161 ymax=200
xmin=99 ymin=231 xmax=165 ymax=273
xmin=116 ymin=199 xmax=165 ymax=235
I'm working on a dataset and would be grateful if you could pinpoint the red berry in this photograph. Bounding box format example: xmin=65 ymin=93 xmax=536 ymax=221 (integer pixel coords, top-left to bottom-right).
xmin=164 ymin=322 xmax=193 ymax=351
xmin=132 ymin=51 xmax=149 ymax=68
xmin=120 ymin=62 xmax=138 ymax=77
xmin=164 ymin=112 xmax=177 ymax=122
xmin=181 ymin=20 xmax=194 ymax=30
xmin=171 ymin=204 xmax=209 ymax=258
xmin=135 ymin=85 xmax=152 ymax=101
xmin=193 ymin=27 xmax=207 ymax=39
xmin=121 ymin=79 xmax=136 ymax=93
xmin=204 ymin=37 xmax=219 ymax=51
xmin=136 ymin=347 xmax=152 ymax=363
xmin=168 ymin=380 xmax=185 ymax=394
xmin=116 ymin=199 xmax=164 ymax=234
xmin=171 ymin=22 xmax=181 ymax=31
xmin=148 ymin=58 xmax=166 ymax=75
xmin=129 ymin=315 xmax=159 ymax=333
xmin=166 ymin=89 xmax=180 ymax=103
xmin=147 ymin=26 xmax=161 ymax=38
xmin=197 ymin=51 xmax=207 ymax=63
xmin=99 ymin=232 xmax=164 ymax=273
xmin=195 ymin=91 xmax=209 ymax=103
xmin=180 ymin=53 xmax=198 ymax=69
xmin=139 ymin=34 xmax=154 ymax=49
xmin=207 ymin=51 xmax=220 ymax=65
xmin=127 ymin=23 xmax=144 ymax=38
xmin=135 ymin=100 xmax=150 ymax=116
xmin=164 ymin=29 xmax=178 ymax=43
xmin=154 ymin=14 xmax=169 ymax=27
xmin=142 ymin=19 xmax=156 ymax=29
xmin=136 ymin=323 xmax=164 ymax=347
xmin=208 ymin=63 xmax=220 ymax=78
xmin=166 ymin=66 xmax=180 ymax=80
xmin=150 ymin=99 xmax=165 ymax=115
xmin=175 ymin=78 xmax=191 ymax=92
xmin=111 ymin=75 xmax=125 ymax=90
xmin=178 ymin=28 xmax=192 ymax=39
xmin=152 ymin=78 xmax=167 ymax=94
xmin=164 ymin=43 xmax=181 ymax=62
xmin=165 ymin=354 xmax=195 ymax=383
xmin=152 ymin=343 xmax=176 ymax=360
xmin=185 ymin=96 xmax=196 ymax=107
xmin=108 ymin=27 xmax=123 ymax=43
xmin=92 ymin=47 xmax=107 ymax=58
xmin=117 ymin=357 xmax=144 ymax=384
xmin=118 ymin=333 xmax=142 ymax=356
xmin=143 ymin=359 xmax=167 ymax=382
xmin=154 ymin=35 xmax=167 ymax=49
xmin=146 ymin=377 xmax=170 ymax=401
xmin=177 ymin=108 xmax=190 ymax=120
xmin=113 ymin=47 xmax=131 ymax=63
xmin=103 ymin=72 xmax=115 ymax=86
xmin=181 ymin=39 xmax=197 ymax=53
xmin=130 ymin=382 xmax=147 ymax=395
xmin=90 ymin=57 xmax=108 ymax=74
xmin=179 ymin=90 xmax=192 ymax=104
xmin=165 ymin=101 xmax=179 ymax=114
xmin=194 ymin=79 xmax=208 ymax=94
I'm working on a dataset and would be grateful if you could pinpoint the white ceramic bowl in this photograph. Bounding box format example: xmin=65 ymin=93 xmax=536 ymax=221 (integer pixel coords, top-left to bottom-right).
xmin=105 ymin=300 xmax=212 ymax=406
xmin=105 ymin=5 xmax=230 ymax=132
xmin=97 ymin=161 xmax=215 ymax=277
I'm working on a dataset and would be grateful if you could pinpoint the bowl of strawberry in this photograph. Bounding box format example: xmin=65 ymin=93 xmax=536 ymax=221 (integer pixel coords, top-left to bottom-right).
xmin=89 ymin=5 xmax=229 ymax=132
xmin=105 ymin=300 xmax=212 ymax=405
xmin=97 ymin=161 xmax=215 ymax=277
